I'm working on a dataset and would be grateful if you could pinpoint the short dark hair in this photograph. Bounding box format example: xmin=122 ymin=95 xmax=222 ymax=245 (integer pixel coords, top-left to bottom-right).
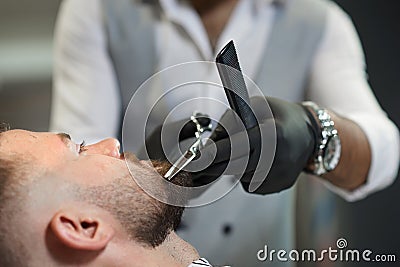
xmin=0 ymin=158 xmax=27 ymax=265
xmin=0 ymin=122 xmax=29 ymax=265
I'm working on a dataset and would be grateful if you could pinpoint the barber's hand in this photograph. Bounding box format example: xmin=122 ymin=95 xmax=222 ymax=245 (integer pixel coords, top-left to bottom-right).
xmin=139 ymin=116 xmax=210 ymax=161
xmin=193 ymin=96 xmax=317 ymax=194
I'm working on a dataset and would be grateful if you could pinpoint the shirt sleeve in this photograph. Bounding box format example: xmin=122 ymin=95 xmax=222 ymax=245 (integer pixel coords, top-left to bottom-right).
xmin=306 ymin=2 xmax=400 ymax=202
xmin=50 ymin=0 xmax=121 ymax=144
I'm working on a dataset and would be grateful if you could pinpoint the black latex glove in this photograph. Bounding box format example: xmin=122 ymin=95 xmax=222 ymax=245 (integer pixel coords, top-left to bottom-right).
xmin=192 ymin=96 xmax=318 ymax=194
xmin=139 ymin=115 xmax=211 ymax=161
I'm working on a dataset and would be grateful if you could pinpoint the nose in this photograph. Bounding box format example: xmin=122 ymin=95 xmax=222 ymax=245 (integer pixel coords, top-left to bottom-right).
xmin=84 ymin=138 xmax=121 ymax=158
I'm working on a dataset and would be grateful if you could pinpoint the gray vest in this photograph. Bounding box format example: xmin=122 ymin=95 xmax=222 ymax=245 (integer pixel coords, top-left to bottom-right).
xmin=101 ymin=0 xmax=327 ymax=266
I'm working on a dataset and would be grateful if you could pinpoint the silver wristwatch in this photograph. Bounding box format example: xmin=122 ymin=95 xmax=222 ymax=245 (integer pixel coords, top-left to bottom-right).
xmin=302 ymin=101 xmax=341 ymax=175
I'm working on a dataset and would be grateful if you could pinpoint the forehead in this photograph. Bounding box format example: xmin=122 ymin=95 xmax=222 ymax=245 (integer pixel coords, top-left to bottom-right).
xmin=1 ymin=129 xmax=54 ymax=144
xmin=0 ymin=130 xmax=74 ymax=179
xmin=0 ymin=130 xmax=66 ymax=157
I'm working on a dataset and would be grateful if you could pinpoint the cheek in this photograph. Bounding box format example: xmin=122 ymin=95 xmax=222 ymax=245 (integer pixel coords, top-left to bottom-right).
xmin=69 ymin=159 xmax=129 ymax=186
xmin=33 ymin=139 xmax=76 ymax=168
xmin=29 ymin=150 xmax=69 ymax=173
xmin=73 ymin=168 xmax=112 ymax=186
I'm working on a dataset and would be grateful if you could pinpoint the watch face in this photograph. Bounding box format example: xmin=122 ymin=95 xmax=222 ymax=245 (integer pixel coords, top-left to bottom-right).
xmin=323 ymin=134 xmax=341 ymax=171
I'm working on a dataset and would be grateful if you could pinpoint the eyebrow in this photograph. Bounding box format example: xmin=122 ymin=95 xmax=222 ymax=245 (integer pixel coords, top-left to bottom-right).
xmin=56 ymin=133 xmax=72 ymax=146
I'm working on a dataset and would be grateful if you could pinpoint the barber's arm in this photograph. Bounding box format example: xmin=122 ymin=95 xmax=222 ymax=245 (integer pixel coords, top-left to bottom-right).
xmin=306 ymin=3 xmax=399 ymax=201
xmin=317 ymin=111 xmax=370 ymax=191
xmin=189 ymin=92 xmax=396 ymax=199
xmin=190 ymin=96 xmax=372 ymax=194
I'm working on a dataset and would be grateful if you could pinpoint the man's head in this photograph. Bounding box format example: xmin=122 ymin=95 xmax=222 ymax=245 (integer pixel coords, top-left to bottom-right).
xmin=0 ymin=126 xmax=194 ymax=266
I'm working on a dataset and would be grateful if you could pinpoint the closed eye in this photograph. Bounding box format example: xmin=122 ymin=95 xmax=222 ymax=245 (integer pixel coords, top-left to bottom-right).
xmin=79 ymin=141 xmax=87 ymax=153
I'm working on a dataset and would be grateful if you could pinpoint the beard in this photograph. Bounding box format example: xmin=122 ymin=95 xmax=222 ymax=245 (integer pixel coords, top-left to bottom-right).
xmin=77 ymin=159 xmax=191 ymax=248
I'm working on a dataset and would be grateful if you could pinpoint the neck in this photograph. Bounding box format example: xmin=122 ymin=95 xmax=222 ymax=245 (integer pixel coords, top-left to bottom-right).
xmin=190 ymin=0 xmax=240 ymax=51
xmin=159 ymin=231 xmax=200 ymax=266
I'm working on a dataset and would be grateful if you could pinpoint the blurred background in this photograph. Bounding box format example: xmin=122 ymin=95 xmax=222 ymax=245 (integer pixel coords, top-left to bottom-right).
xmin=0 ymin=0 xmax=61 ymax=131
xmin=0 ymin=0 xmax=399 ymax=266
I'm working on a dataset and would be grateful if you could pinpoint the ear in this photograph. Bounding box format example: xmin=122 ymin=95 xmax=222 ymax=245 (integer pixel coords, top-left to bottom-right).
xmin=50 ymin=210 xmax=115 ymax=251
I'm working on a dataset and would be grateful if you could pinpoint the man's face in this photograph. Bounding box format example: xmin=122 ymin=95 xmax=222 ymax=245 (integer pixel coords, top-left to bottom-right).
xmin=0 ymin=130 xmax=185 ymax=248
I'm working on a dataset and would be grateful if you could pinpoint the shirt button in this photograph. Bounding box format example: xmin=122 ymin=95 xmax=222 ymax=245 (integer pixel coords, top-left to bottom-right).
xmin=222 ymin=224 xmax=233 ymax=236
